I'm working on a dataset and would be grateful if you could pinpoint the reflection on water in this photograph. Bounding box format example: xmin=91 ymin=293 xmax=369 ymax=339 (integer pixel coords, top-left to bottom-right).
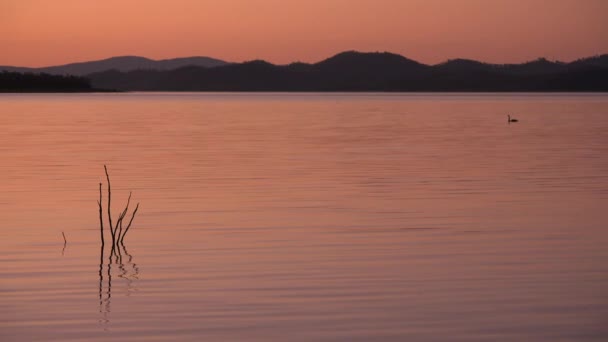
xmin=98 ymin=241 xmax=141 ymax=330
xmin=98 ymin=244 xmax=105 ymax=325
xmin=117 ymin=243 xmax=140 ymax=297
xmin=1 ymin=93 xmax=608 ymax=341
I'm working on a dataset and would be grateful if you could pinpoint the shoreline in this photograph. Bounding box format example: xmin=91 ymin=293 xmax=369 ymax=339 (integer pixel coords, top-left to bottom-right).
xmin=2 ymin=89 xmax=608 ymax=94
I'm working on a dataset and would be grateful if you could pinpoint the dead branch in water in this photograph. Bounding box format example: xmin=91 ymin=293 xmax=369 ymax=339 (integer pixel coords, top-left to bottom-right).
xmin=61 ymin=231 xmax=67 ymax=256
xmin=104 ymin=165 xmax=115 ymax=246
xmin=120 ymin=203 xmax=139 ymax=243
xmin=99 ymin=165 xmax=140 ymax=248
xmin=115 ymin=192 xmax=132 ymax=242
xmin=98 ymin=182 xmax=105 ymax=247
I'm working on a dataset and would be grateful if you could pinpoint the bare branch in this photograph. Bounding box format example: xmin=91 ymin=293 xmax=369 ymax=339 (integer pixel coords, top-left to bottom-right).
xmin=98 ymin=166 xmax=140 ymax=248
xmin=104 ymin=165 xmax=115 ymax=245
xmin=120 ymin=203 xmax=139 ymax=243
xmin=115 ymin=192 xmax=132 ymax=241
xmin=98 ymin=182 xmax=104 ymax=247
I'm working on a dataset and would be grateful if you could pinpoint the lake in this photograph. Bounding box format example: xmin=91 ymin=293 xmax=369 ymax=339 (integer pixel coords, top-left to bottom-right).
xmin=1 ymin=93 xmax=607 ymax=341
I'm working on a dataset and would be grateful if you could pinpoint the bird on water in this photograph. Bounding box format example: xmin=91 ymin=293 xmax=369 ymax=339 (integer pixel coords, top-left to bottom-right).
xmin=508 ymin=115 xmax=518 ymax=123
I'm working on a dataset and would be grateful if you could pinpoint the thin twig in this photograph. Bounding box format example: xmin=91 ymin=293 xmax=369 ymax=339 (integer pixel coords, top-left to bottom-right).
xmin=98 ymin=182 xmax=104 ymax=247
xmin=104 ymin=165 xmax=115 ymax=246
xmin=120 ymin=203 xmax=139 ymax=243
xmin=99 ymin=165 xmax=140 ymax=247
xmin=62 ymin=231 xmax=67 ymax=256
xmin=115 ymin=192 xmax=132 ymax=242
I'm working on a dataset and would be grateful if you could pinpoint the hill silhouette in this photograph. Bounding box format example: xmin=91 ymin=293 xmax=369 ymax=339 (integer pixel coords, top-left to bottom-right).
xmin=86 ymin=51 xmax=608 ymax=91
xmin=0 ymin=56 xmax=229 ymax=76
xmin=2 ymin=51 xmax=607 ymax=92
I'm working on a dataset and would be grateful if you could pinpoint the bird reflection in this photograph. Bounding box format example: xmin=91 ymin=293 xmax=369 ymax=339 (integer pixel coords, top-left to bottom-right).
xmin=98 ymin=240 xmax=140 ymax=330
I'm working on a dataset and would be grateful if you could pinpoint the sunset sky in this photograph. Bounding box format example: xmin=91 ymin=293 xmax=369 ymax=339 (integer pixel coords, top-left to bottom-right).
xmin=1 ymin=0 xmax=607 ymax=67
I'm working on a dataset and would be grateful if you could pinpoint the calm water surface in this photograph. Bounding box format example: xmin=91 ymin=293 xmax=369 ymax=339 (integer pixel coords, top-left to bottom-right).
xmin=1 ymin=93 xmax=608 ymax=341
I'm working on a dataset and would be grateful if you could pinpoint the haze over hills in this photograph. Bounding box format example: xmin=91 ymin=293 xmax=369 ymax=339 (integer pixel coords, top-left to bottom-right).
xmin=2 ymin=51 xmax=607 ymax=91
xmin=0 ymin=56 xmax=229 ymax=76
xmin=87 ymin=51 xmax=608 ymax=91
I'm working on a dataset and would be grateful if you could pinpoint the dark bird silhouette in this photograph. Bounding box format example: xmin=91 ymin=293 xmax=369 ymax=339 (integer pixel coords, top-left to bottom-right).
xmin=508 ymin=115 xmax=519 ymax=123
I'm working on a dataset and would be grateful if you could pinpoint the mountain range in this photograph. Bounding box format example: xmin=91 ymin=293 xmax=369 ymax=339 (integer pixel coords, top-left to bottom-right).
xmin=2 ymin=51 xmax=607 ymax=91
xmin=0 ymin=56 xmax=228 ymax=76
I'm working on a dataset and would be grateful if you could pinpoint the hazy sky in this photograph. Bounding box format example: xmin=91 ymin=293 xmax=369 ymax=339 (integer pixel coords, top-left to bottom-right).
xmin=1 ymin=0 xmax=607 ymax=66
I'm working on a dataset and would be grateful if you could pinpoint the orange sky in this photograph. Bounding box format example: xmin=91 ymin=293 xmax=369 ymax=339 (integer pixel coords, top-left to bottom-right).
xmin=1 ymin=0 xmax=607 ymax=67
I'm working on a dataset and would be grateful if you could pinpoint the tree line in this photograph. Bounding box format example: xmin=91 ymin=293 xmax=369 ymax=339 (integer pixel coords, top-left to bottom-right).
xmin=0 ymin=71 xmax=92 ymax=92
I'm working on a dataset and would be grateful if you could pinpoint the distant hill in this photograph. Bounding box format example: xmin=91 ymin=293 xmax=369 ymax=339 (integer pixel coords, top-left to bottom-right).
xmin=87 ymin=51 xmax=608 ymax=92
xmin=0 ymin=56 xmax=229 ymax=76
xmin=2 ymin=51 xmax=607 ymax=92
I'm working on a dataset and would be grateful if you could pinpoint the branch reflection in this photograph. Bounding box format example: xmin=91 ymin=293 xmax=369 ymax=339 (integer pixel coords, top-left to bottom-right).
xmin=98 ymin=241 xmax=141 ymax=330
